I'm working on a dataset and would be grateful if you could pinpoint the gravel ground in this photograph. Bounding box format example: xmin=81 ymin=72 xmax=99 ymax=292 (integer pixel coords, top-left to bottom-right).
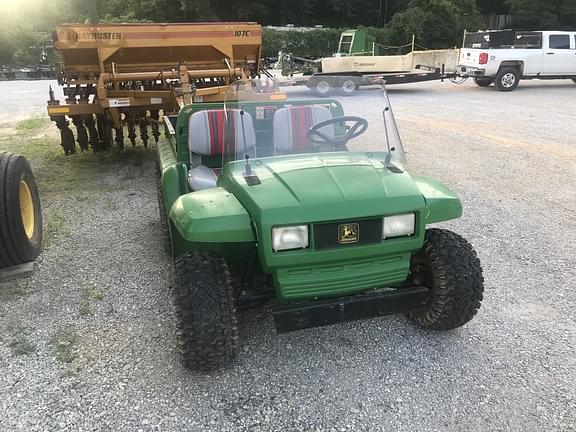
xmin=0 ymin=78 xmax=575 ymax=431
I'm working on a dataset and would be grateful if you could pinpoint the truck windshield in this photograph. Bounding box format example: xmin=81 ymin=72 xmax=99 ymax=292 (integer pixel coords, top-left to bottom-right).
xmin=220 ymin=77 xmax=407 ymax=172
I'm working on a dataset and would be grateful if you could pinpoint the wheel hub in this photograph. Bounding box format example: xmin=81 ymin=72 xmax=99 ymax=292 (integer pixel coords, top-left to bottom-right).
xmin=342 ymin=80 xmax=356 ymax=93
xmin=316 ymin=81 xmax=330 ymax=94
xmin=19 ymin=180 xmax=35 ymax=239
xmin=502 ymin=73 xmax=516 ymax=88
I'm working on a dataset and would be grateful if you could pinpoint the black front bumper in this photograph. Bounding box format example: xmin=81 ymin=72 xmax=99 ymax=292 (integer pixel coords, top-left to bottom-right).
xmin=272 ymin=286 xmax=430 ymax=333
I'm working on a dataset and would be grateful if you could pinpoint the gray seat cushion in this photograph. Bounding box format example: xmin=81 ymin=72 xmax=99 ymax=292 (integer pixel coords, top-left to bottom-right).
xmin=272 ymin=105 xmax=334 ymax=154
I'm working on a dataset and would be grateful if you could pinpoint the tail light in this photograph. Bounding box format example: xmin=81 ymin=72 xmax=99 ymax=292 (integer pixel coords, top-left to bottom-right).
xmin=479 ymin=52 xmax=488 ymax=65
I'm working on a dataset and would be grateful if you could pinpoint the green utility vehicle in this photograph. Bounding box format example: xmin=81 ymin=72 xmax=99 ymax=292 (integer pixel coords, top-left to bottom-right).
xmin=157 ymin=79 xmax=484 ymax=370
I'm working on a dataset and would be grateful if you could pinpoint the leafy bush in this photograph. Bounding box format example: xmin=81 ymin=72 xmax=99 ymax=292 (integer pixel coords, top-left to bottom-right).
xmin=262 ymin=28 xmax=343 ymax=58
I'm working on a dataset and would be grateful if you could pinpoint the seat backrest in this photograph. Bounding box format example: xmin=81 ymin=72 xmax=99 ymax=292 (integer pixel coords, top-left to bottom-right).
xmin=188 ymin=109 xmax=256 ymax=163
xmin=273 ymin=105 xmax=334 ymax=153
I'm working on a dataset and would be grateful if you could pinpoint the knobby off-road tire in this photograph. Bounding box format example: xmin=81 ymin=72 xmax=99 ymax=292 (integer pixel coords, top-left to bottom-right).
xmin=473 ymin=77 xmax=493 ymax=87
xmin=155 ymin=163 xmax=171 ymax=255
xmin=495 ymin=67 xmax=520 ymax=91
xmin=173 ymin=251 xmax=240 ymax=370
xmin=408 ymin=229 xmax=484 ymax=330
xmin=0 ymin=152 xmax=42 ymax=268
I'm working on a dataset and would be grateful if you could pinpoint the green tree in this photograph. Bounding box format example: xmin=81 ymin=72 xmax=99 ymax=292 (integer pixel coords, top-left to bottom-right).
xmin=385 ymin=0 xmax=479 ymax=48
xmin=506 ymin=0 xmax=576 ymax=28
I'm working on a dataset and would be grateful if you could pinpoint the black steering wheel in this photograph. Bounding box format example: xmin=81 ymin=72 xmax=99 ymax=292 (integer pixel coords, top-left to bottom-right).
xmin=307 ymin=116 xmax=368 ymax=148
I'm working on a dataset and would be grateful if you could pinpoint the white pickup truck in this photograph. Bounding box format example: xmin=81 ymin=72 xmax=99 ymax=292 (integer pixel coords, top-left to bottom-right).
xmin=458 ymin=30 xmax=576 ymax=91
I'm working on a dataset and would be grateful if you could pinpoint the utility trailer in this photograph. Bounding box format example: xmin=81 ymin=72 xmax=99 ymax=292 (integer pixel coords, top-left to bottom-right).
xmin=47 ymin=22 xmax=264 ymax=155
xmin=277 ymin=65 xmax=453 ymax=96
xmin=273 ymin=29 xmax=460 ymax=95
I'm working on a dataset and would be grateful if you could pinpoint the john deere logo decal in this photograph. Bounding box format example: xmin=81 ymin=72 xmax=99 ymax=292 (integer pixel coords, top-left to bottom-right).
xmin=338 ymin=223 xmax=359 ymax=244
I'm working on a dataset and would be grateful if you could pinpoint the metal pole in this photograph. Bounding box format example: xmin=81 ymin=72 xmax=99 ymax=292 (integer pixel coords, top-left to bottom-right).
xmin=89 ymin=0 xmax=99 ymax=24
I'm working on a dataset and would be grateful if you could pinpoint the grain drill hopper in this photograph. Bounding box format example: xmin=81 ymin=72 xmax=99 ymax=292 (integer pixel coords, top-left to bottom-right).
xmin=47 ymin=22 xmax=262 ymax=154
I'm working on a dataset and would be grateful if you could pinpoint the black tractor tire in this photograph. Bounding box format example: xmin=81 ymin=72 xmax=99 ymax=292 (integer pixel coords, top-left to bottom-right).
xmin=339 ymin=78 xmax=359 ymax=96
xmin=155 ymin=163 xmax=171 ymax=255
xmin=495 ymin=67 xmax=520 ymax=91
xmin=173 ymin=251 xmax=240 ymax=370
xmin=407 ymin=228 xmax=484 ymax=330
xmin=311 ymin=78 xmax=334 ymax=97
xmin=0 ymin=152 xmax=42 ymax=268
xmin=473 ymin=77 xmax=493 ymax=87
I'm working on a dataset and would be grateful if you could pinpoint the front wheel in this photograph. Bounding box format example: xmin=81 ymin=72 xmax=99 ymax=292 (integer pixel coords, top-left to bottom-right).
xmin=173 ymin=251 xmax=240 ymax=370
xmin=495 ymin=67 xmax=520 ymax=91
xmin=408 ymin=229 xmax=484 ymax=330
xmin=473 ymin=77 xmax=493 ymax=87
xmin=311 ymin=78 xmax=333 ymax=97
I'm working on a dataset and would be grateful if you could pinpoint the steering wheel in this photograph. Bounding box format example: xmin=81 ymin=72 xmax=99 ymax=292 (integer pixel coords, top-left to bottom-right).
xmin=307 ymin=116 xmax=368 ymax=148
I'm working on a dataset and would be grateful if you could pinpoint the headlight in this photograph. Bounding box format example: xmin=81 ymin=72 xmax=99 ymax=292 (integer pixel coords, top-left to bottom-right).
xmin=383 ymin=213 xmax=415 ymax=239
xmin=272 ymin=225 xmax=309 ymax=251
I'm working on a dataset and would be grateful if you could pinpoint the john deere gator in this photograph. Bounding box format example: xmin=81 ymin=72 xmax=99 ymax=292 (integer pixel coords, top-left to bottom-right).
xmin=156 ymin=78 xmax=484 ymax=371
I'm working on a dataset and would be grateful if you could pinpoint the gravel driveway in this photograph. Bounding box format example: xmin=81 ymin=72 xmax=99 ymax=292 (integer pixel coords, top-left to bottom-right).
xmin=0 ymin=78 xmax=575 ymax=431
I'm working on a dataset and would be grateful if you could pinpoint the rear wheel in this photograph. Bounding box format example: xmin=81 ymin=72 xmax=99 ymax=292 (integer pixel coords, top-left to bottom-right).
xmin=495 ymin=67 xmax=520 ymax=91
xmin=173 ymin=251 xmax=240 ymax=370
xmin=0 ymin=152 xmax=42 ymax=268
xmin=473 ymin=77 xmax=493 ymax=87
xmin=339 ymin=78 xmax=358 ymax=96
xmin=408 ymin=229 xmax=484 ymax=330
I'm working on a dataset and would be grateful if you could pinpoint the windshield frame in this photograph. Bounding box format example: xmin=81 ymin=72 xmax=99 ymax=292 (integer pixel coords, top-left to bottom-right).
xmin=221 ymin=78 xmax=407 ymax=173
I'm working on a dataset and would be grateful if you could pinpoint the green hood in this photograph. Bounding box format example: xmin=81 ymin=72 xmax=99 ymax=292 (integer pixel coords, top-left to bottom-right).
xmin=219 ymin=152 xmax=426 ymax=226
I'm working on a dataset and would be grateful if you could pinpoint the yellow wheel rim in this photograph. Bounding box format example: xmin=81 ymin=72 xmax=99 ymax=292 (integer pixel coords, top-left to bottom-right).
xmin=19 ymin=180 xmax=35 ymax=239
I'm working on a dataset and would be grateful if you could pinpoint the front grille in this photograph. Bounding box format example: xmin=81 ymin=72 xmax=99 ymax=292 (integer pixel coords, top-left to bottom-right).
xmin=276 ymin=255 xmax=410 ymax=300
xmin=314 ymin=218 xmax=382 ymax=250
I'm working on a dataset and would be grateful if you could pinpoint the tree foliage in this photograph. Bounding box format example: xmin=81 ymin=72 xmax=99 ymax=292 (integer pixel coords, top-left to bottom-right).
xmin=506 ymin=0 xmax=576 ymax=28
xmin=1 ymin=0 xmax=573 ymax=66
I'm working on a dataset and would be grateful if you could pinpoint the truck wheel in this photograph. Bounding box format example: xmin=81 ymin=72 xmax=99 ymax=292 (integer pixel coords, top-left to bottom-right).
xmin=312 ymin=79 xmax=333 ymax=97
xmin=155 ymin=163 xmax=171 ymax=255
xmin=339 ymin=78 xmax=358 ymax=96
xmin=473 ymin=77 xmax=493 ymax=87
xmin=407 ymin=228 xmax=483 ymax=330
xmin=173 ymin=251 xmax=240 ymax=370
xmin=495 ymin=67 xmax=519 ymax=91
xmin=0 ymin=152 xmax=42 ymax=268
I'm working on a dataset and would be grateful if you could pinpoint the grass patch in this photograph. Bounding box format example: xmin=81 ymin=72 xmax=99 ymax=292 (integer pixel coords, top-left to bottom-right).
xmin=9 ymin=335 xmax=36 ymax=356
xmin=16 ymin=116 xmax=51 ymax=132
xmin=49 ymin=328 xmax=78 ymax=363
xmin=42 ymin=212 xmax=65 ymax=249
xmin=61 ymin=364 xmax=82 ymax=379
xmin=78 ymin=300 xmax=92 ymax=317
xmin=78 ymin=286 xmax=105 ymax=317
